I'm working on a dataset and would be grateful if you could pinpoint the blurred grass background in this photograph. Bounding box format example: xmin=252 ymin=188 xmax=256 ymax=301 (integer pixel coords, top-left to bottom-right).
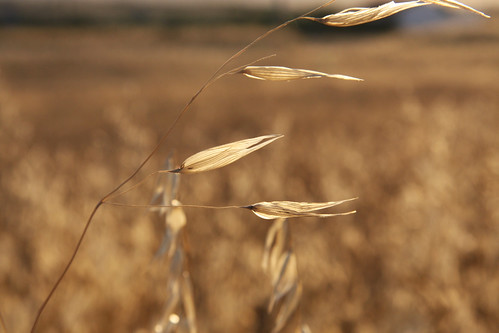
xmin=1 ymin=2 xmax=498 ymax=332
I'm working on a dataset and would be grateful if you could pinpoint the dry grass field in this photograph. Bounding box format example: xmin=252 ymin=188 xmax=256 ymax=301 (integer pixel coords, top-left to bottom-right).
xmin=1 ymin=12 xmax=498 ymax=333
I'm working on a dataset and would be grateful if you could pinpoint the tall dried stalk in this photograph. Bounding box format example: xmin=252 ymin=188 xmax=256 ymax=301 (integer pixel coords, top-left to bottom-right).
xmin=148 ymin=159 xmax=197 ymax=333
xmin=262 ymin=218 xmax=307 ymax=333
xmin=29 ymin=0 xmax=489 ymax=332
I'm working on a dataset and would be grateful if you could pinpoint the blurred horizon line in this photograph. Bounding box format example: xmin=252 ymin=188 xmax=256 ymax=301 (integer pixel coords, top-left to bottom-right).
xmin=0 ymin=0 xmax=494 ymax=27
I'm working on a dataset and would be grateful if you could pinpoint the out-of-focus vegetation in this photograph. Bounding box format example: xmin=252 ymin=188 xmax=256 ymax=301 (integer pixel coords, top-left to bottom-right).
xmin=0 ymin=5 xmax=498 ymax=333
xmin=0 ymin=1 xmax=427 ymax=28
xmin=0 ymin=1 xmax=284 ymax=26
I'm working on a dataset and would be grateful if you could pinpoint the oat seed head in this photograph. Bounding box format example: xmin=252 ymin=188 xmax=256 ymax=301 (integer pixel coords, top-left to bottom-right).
xmin=171 ymin=134 xmax=283 ymax=174
xmin=304 ymin=1 xmax=429 ymax=27
xmin=269 ymin=251 xmax=298 ymax=311
xmin=262 ymin=218 xmax=287 ymax=272
xmin=303 ymin=0 xmax=489 ymax=27
xmin=240 ymin=66 xmax=363 ymax=82
xmin=422 ymin=0 xmax=490 ymax=18
xmin=272 ymin=283 xmax=303 ymax=333
xmin=247 ymin=198 xmax=358 ymax=220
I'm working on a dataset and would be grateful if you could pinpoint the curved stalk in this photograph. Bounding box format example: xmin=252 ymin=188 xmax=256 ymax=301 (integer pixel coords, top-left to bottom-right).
xmin=29 ymin=2 xmax=338 ymax=332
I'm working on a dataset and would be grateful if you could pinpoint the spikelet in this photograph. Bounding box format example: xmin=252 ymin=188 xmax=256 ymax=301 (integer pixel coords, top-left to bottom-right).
xmin=170 ymin=134 xmax=283 ymax=174
xmin=245 ymin=198 xmax=357 ymax=220
xmin=303 ymin=0 xmax=489 ymax=27
xmin=262 ymin=218 xmax=287 ymax=273
xmin=303 ymin=1 xmax=429 ymax=27
xmin=150 ymin=157 xmax=197 ymax=333
xmin=263 ymin=218 xmax=306 ymax=333
xmin=273 ymin=283 xmax=302 ymax=333
xmin=153 ymin=202 xmax=197 ymax=333
xmin=269 ymin=252 xmax=299 ymax=311
xmin=422 ymin=0 xmax=490 ymax=18
xmin=239 ymin=66 xmax=363 ymax=82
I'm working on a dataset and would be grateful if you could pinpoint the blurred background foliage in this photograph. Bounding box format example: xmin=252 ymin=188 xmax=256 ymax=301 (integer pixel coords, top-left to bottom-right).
xmin=0 ymin=1 xmax=498 ymax=332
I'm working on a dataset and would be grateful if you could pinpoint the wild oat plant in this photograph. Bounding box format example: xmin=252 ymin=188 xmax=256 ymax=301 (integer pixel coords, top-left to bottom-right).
xmin=22 ymin=1 xmax=489 ymax=332
xmin=147 ymin=158 xmax=196 ymax=333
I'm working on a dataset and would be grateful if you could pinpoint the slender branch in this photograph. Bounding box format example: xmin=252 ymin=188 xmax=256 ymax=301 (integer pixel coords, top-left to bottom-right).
xmin=216 ymin=54 xmax=277 ymax=80
xmin=104 ymin=201 xmax=241 ymax=211
xmin=207 ymin=0 xmax=338 ymax=84
xmin=30 ymin=2 xmax=338 ymax=332
xmin=30 ymin=201 xmax=103 ymax=333
xmin=103 ymin=171 xmax=160 ymax=202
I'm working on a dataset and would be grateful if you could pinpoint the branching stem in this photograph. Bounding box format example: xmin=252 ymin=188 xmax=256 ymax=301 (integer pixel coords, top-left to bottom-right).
xmin=29 ymin=1 xmax=338 ymax=332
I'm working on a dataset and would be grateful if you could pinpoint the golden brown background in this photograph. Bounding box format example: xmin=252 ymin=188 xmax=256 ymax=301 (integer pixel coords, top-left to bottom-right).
xmin=1 ymin=11 xmax=498 ymax=333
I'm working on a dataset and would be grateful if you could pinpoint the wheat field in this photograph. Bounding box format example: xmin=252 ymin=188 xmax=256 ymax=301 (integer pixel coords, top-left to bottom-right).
xmin=1 ymin=9 xmax=498 ymax=333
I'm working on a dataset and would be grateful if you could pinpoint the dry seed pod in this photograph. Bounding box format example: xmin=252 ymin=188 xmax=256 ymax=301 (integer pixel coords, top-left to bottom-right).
xmin=166 ymin=200 xmax=187 ymax=232
xmin=170 ymin=134 xmax=283 ymax=174
xmin=422 ymin=0 xmax=490 ymax=17
xmin=262 ymin=218 xmax=287 ymax=272
xmin=269 ymin=251 xmax=298 ymax=311
xmin=304 ymin=1 xmax=429 ymax=27
xmin=239 ymin=66 xmax=362 ymax=81
xmin=244 ymin=198 xmax=357 ymax=220
xmin=272 ymin=283 xmax=303 ymax=333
